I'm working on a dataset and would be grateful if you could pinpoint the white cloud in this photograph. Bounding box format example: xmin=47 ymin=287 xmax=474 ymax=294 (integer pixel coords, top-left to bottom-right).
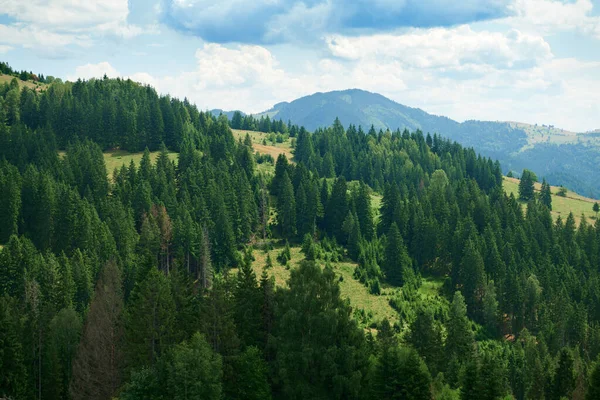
xmin=0 ymin=24 xmax=92 ymax=49
xmin=0 ymin=0 xmax=149 ymax=51
xmin=68 ymin=62 xmax=121 ymax=81
xmin=508 ymin=0 xmax=600 ymax=38
xmin=0 ymin=45 xmax=13 ymax=54
xmin=326 ymin=25 xmax=552 ymax=69
xmin=1 ymin=0 xmax=129 ymax=29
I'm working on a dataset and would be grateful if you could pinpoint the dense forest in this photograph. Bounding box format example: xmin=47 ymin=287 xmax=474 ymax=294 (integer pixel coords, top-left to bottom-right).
xmin=1 ymin=74 xmax=600 ymax=400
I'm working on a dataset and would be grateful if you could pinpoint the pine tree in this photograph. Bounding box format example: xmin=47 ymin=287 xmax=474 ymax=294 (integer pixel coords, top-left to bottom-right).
xmin=274 ymin=261 xmax=372 ymax=399
xmin=0 ymin=295 xmax=27 ymax=399
xmin=540 ymin=178 xmax=552 ymax=210
xmin=277 ymin=171 xmax=296 ymax=239
xmin=355 ymin=182 xmax=374 ymax=240
xmin=124 ymin=266 xmax=175 ymax=370
xmin=234 ymin=255 xmax=262 ymax=348
xmin=586 ymin=360 xmax=600 ymax=400
xmin=518 ymin=169 xmax=535 ymax=201
xmin=407 ymin=307 xmax=443 ymax=375
xmin=383 ymin=223 xmax=414 ymax=286
xmin=71 ymin=261 xmax=124 ymax=400
xmin=165 ymin=333 xmax=223 ymax=400
xmin=446 ymin=291 xmax=474 ymax=364
xmin=552 ymin=347 xmax=575 ymax=400
xmin=459 ymin=240 xmax=486 ymax=321
xmin=325 ymin=177 xmax=348 ymax=242
xmin=374 ymin=346 xmax=432 ymax=400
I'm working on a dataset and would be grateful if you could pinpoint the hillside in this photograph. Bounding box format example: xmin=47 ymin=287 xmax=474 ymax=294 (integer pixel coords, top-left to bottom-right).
xmin=255 ymin=89 xmax=600 ymax=199
xmin=503 ymin=176 xmax=598 ymax=224
xmin=0 ymin=72 xmax=48 ymax=91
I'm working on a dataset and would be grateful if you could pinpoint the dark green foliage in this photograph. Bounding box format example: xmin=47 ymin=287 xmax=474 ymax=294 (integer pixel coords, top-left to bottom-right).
xmin=373 ymin=346 xmax=432 ymax=400
xmin=0 ymin=295 xmax=27 ymax=399
xmin=552 ymin=348 xmax=576 ymax=400
xmin=587 ymin=360 xmax=600 ymax=400
xmin=3 ymin=73 xmax=600 ymax=400
xmin=276 ymin=171 xmax=296 ymax=238
xmin=446 ymin=292 xmax=474 ymax=364
xmin=277 ymin=241 xmax=292 ymax=265
xmin=70 ymin=261 xmax=124 ymax=400
xmin=120 ymin=333 xmax=223 ymax=400
xmin=407 ymin=308 xmax=444 ymax=375
xmin=227 ymin=346 xmax=272 ymax=400
xmin=383 ymin=223 xmax=414 ymax=286
xmin=124 ymin=266 xmax=175 ymax=370
xmin=273 ymin=261 xmax=372 ymax=399
xmin=519 ymin=169 xmax=536 ymax=201
xmin=540 ymin=179 xmax=552 ymax=210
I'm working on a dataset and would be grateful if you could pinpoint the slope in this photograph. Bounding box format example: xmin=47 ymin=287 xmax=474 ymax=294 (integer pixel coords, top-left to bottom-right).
xmin=256 ymin=89 xmax=600 ymax=198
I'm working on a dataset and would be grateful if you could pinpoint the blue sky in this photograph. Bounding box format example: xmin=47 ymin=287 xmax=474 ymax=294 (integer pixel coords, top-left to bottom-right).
xmin=1 ymin=0 xmax=599 ymax=131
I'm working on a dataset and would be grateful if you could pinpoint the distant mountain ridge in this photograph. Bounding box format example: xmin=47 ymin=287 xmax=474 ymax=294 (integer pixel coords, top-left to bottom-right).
xmin=252 ymin=89 xmax=600 ymax=198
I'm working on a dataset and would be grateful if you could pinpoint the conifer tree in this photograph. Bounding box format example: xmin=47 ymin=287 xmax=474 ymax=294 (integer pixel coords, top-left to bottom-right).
xmin=446 ymin=291 xmax=474 ymax=364
xmin=540 ymin=178 xmax=552 ymax=210
xmin=70 ymin=261 xmax=124 ymax=400
xmin=124 ymin=266 xmax=175 ymax=370
xmin=519 ymin=169 xmax=535 ymax=201
xmin=459 ymin=240 xmax=487 ymax=321
xmin=383 ymin=223 xmax=414 ymax=286
xmin=277 ymin=171 xmax=296 ymax=239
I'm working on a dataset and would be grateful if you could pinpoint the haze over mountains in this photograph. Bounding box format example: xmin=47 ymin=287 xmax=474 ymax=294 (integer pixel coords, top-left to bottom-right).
xmin=223 ymin=89 xmax=600 ymax=199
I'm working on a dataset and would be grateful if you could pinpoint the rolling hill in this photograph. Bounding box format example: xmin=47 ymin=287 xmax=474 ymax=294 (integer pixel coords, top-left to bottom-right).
xmin=255 ymin=89 xmax=600 ymax=199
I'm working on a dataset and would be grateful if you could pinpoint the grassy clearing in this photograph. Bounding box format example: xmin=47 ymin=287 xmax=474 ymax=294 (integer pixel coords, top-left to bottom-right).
xmin=0 ymin=74 xmax=48 ymax=91
xmin=503 ymin=176 xmax=598 ymax=224
xmin=242 ymin=244 xmax=399 ymax=326
xmin=232 ymin=129 xmax=294 ymax=162
xmin=103 ymin=149 xmax=178 ymax=175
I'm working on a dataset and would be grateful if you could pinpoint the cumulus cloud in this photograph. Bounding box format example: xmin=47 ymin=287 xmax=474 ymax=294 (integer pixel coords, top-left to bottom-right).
xmin=0 ymin=45 xmax=12 ymax=54
xmin=0 ymin=24 xmax=92 ymax=49
xmin=326 ymin=26 xmax=552 ymax=70
xmin=67 ymin=62 xmax=157 ymax=87
xmin=0 ymin=0 xmax=151 ymax=51
xmin=67 ymin=62 xmax=121 ymax=81
xmin=1 ymin=0 xmax=129 ymax=28
xmin=161 ymin=0 xmax=511 ymax=44
xmin=508 ymin=0 xmax=600 ymax=38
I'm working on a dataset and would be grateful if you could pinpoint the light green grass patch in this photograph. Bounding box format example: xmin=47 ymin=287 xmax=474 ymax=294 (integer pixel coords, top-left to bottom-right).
xmin=242 ymin=244 xmax=398 ymax=325
xmin=103 ymin=150 xmax=178 ymax=176
xmin=503 ymin=176 xmax=597 ymax=225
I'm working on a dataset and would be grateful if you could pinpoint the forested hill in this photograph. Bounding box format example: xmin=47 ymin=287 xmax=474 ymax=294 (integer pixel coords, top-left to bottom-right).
xmin=257 ymin=89 xmax=600 ymax=198
xmin=2 ymin=75 xmax=600 ymax=400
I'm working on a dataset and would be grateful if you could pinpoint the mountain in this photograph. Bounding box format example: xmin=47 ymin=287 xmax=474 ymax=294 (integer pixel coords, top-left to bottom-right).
xmin=210 ymin=108 xmax=244 ymax=120
xmin=257 ymin=89 xmax=600 ymax=199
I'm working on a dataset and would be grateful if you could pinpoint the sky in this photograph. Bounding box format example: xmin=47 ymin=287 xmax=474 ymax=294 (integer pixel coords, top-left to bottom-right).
xmin=1 ymin=0 xmax=599 ymax=132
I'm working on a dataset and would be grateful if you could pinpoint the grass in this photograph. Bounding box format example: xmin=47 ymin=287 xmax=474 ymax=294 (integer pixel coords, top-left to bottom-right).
xmin=0 ymin=73 xmax=48 ymax=92
xmin=232 ymin=129 xmax=294 ymax=167
xmin=503 ymin=176 xmax=598 ymax=224
xmin=103 ymin=149 xmax=178 ymax=175
xmin=241 ymin=244 xmax=399 ymax=326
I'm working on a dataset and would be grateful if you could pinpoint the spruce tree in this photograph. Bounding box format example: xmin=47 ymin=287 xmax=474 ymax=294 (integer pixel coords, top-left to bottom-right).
xmin=277 ymin=171 xmax=296 ymax=239
xmin=383 ymin=223 xmax=414 ymax=286
xmin=446 ymin=291 xmax=474 ymax=364
xmin=124 ymin=266 xmax=175 ymax=370
xmin=540 ymin=178 xmax=552 ymax=210
xmin=71 ymin=261 xmax=124 ymax=400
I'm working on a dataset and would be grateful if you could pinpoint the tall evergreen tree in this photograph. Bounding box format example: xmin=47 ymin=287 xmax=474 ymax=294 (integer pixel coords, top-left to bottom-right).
xmin=70 ymin=262 xmax=124 ymax=400
xmin=383 ymin=223 xmax=414 ymax=286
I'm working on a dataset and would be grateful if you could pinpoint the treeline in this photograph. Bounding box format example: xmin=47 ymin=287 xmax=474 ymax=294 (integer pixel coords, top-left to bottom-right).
xmin=0 ymin=75 xmax=216 ymax=152
xmin=228 ymin=110 xmax=305 ymax=137
xmin=1 ymin=76 xmax=600 ymax=400
xmin=0 ymin=61 xmax=53 ymax=84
